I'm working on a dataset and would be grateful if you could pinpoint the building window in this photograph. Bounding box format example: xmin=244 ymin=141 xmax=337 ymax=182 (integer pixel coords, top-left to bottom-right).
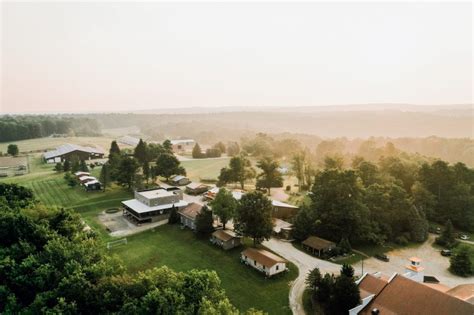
xmin=276 ymin=265 xmax=279 ymax=271
xmin=254 ymin=260 xmax=257 ymax=265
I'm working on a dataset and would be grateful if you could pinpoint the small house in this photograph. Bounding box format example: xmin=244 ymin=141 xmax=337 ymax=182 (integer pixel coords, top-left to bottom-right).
xmin=211 ymin=230 xmax=242 ymax=250
xmin=185 ymin=182 xmax=210 ymax=195
xmin=302 ymin=236 xmax=336 ymax=257
xmin=84 ymin=179 xmax=102 ymax=191
xmin=241 ymin=248 xmax=287 ymax=277
xmin=178 ymin=202 xmax=203 ymax=230
xmin=169 ymin=175 xmax=191 ymax=186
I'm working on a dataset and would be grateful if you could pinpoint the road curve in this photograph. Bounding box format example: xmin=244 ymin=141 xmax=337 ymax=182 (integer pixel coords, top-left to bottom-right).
xmin=263 ymin=238 xmax=341 ymax=315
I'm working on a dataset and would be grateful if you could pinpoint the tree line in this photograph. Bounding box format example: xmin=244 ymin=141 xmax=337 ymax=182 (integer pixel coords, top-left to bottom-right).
xmin=0 ymin=183 xmax=263 ymax=314
xmin=0 ymin=115 xmax=101 ymax=142
xmin=292 ymin=155 xmax=474 ymax=247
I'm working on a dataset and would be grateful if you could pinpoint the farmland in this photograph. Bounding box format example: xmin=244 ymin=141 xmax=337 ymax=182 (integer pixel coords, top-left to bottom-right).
xmin=180 ymin=157 xmax=231 ymax=181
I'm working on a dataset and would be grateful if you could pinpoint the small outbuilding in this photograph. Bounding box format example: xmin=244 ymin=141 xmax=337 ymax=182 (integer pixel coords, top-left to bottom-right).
xmin=84 ymin=179 xmax=102 ymax=191
xmin=178 ymin=202 xmax=203 ymax=230
xmin=211 ymin=230 xmax=242 ymax=250
xmin=271 ymin=200 xmax=299 ymax=220
xmin=241 ymin=248 xmax=287 ymax=277
xmin=169 ymin=175 xmax=191 ymax=186
xmin=302 ymin=236 xmax=336 ymax=257
xmin=185 ymin=182 xmax=210 ymax=195
xmin=272 ymin=218 xmax=293 ymax=240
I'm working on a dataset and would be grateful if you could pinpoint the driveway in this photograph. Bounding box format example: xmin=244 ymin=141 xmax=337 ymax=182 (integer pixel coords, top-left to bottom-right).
xmin=352 ymin=235 xmax=474 ymax=288
xmin=263 ymin=238 xmax=341 ymax=315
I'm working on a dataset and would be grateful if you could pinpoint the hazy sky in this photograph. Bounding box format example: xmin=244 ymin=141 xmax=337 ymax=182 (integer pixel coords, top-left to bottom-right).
xmin=1 ymin=1 xmax=472 ymax=113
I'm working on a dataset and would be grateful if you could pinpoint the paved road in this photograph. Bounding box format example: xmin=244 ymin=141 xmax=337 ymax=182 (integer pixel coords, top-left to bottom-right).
xmin=352 ymin=235 xmax=474 ymax=288
xmin=263 ymin=238 xmax=341 ymax=315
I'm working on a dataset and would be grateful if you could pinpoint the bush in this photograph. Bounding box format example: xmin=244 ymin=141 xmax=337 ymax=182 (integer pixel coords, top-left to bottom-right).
xmin=395 ymin=235 xmax=409 ymax=246
xmin=450 ymin=246 xmax=473 ymax=277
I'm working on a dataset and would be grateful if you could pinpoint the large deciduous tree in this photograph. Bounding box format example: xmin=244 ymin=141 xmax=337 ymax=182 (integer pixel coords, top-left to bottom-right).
xmin=235 ymin=191 xmax=273 ymax=245
xmin=209 ymin=188 xmax=237 ymax=229
xmin=218 ymin=155 xmax=255 ymax=189
xmin=256 ymin=157 xmax=283 ymax=194
xmin=7 ymin=144 xmax=19 ymax=156
xmin=154 ymin=153 xmax=186 ymax=181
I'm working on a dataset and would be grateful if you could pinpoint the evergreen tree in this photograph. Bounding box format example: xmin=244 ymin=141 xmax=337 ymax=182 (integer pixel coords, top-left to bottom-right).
xmin=79 ymin=160 xmax=89 ymax=172
xmin=195 ymin=206 xmax=214 ymax=235
xmin=162 ymin=139 xmax=173 ymax=153
xmin=109 ymin=140 xmax=121 ymax=156
xmin=134 ymin=138 xmax=148 ymax=165
xmin=168 ymin=205 xmax=180 ymax=224
xmin=115 ymin=157 xmax=140 ymax=189
xmin=63 ymin=159 xmax=71 ymax=172
xmin=450 ymin=246 xmax=473 ymax=277
xmin=99 ymin=164 xmax=110 ymax=191
xmin=192 ymin=143 xmax=204 ymax=159
xmin=54 ymin=162 xmax=63 ymax=172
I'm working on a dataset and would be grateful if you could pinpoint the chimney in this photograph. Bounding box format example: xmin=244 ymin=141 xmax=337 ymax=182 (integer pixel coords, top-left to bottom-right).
xmin=404 ymin=256 xmax=424 ymax=282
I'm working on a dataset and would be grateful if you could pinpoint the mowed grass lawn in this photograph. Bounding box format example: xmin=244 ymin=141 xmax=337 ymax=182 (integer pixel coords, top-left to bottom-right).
xmin=110 ymin=224 xmax=297 ymax=314
xmin=0 ymin=136 xmax=116 ymax=153
xmin=181 ymin=157 xmax=231 ymax=182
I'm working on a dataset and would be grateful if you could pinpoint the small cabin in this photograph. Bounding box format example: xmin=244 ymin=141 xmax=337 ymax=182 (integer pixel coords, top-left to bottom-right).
xmin=241 ymin=248 xmax=287 ymax=277
xmin=169 ymin=175 xmax=191 ymax=186
xmin=211 ymin=230 xmax=242 ymax=250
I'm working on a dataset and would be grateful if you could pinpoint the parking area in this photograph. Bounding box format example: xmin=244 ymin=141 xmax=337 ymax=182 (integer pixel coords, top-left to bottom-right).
xmin=352 ymin=235 xmax=474 ymax=287
xmin=98 ymin=210 xmax=168 ymax=237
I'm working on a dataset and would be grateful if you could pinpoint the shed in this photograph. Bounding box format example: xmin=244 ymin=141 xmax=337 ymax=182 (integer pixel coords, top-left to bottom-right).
xmin=185 ymin=182 xmax=210 ymax=195
xmin=211 ymin=230 xmax=242 ymax=250
xmin=302 ymin=236 xmax=336 ymax=257
xmin=169 ymin=175 xmax=191 ymax=186
xmin=272 ymin=218 xmax=293 ymax=240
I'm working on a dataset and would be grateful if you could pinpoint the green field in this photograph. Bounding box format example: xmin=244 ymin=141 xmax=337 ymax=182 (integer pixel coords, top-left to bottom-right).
xmin=181 ymin=157 xmax=231 ymax=181
xmin=110 ymin=224 xmax=296 ymax=314
xmin=0 ymin=136 xmax=116 ymax=153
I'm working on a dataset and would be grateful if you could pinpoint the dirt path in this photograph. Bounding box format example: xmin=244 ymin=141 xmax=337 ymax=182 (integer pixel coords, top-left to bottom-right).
xmin=263 ymin=238 xmax=341 ymax=315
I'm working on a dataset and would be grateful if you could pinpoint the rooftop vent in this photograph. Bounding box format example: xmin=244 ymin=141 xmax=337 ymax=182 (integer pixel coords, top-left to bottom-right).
xmin=372 ymin=308 xmax=380 ymax=315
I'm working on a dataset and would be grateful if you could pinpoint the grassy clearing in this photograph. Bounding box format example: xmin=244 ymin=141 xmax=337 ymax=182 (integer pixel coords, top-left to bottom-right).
xmin=0 ymin=136 xmax=116 ymax=153
xmin=110 ymin=224 xmax=297 ymax=314
xmin=181 ymin=158 xmax=231 ymax=182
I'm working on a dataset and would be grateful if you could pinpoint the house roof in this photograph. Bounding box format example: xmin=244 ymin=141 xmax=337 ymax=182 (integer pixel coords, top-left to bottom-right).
xmin=74 ymin=171 xmax=90 ymax=177
xmin=171 ymin=175 xmax=187 ymax=181
xmin=170 ymin=139 xmax=195 ymax=145
xmin=272 ymin=218 xmax=293 ymax=233
xmin=271 ymin=200 xmax=299 ymax=209
xmin=117 ymin=136 xmax=140 ymax=146
xmin=360 ymin=274 xmax=474 ymax=315
xmin=178 ymin=202 xmax=203 ymax=220
xmin=446 ymin=284 xmax=474 ymax=303
xmin=186 ymin=182 xmax=209 ymax=190
xmin=302 ymin=236 xmax=336 ymax=251
xmin=241 ymin=248 xmax=287 ymax=268
xmin=84 ymin=179 xmax=101 ymax=186
xmin=212 ymin=229 xmax=239 ymax=242
xmin=79 ymin=176 xmax=97 ymax=182
xmin=122 ymin=199 xmax=188 ymax=214
xmin=358 ymin=274 xmax=389 ymax=299
xmin=43 ymin=143 xmax=104 ymax=159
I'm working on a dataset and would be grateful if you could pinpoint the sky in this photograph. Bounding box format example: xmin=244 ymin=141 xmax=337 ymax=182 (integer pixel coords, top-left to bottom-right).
xmin=1 ymin=1 xmax=472 ymax=113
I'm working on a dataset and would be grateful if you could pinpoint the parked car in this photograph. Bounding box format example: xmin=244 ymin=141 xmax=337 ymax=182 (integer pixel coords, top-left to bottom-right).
xmin=375 ymin=254 xmax=389 ymax=262
xmin=441 ymin=249 xmax=452 ymax=256
xmin=459 ymin=234 xmax=469 ymax=240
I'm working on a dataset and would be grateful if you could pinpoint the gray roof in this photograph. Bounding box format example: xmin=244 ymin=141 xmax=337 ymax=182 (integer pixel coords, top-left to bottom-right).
xmin=43 ymin=144 xmax=104 ymax=159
